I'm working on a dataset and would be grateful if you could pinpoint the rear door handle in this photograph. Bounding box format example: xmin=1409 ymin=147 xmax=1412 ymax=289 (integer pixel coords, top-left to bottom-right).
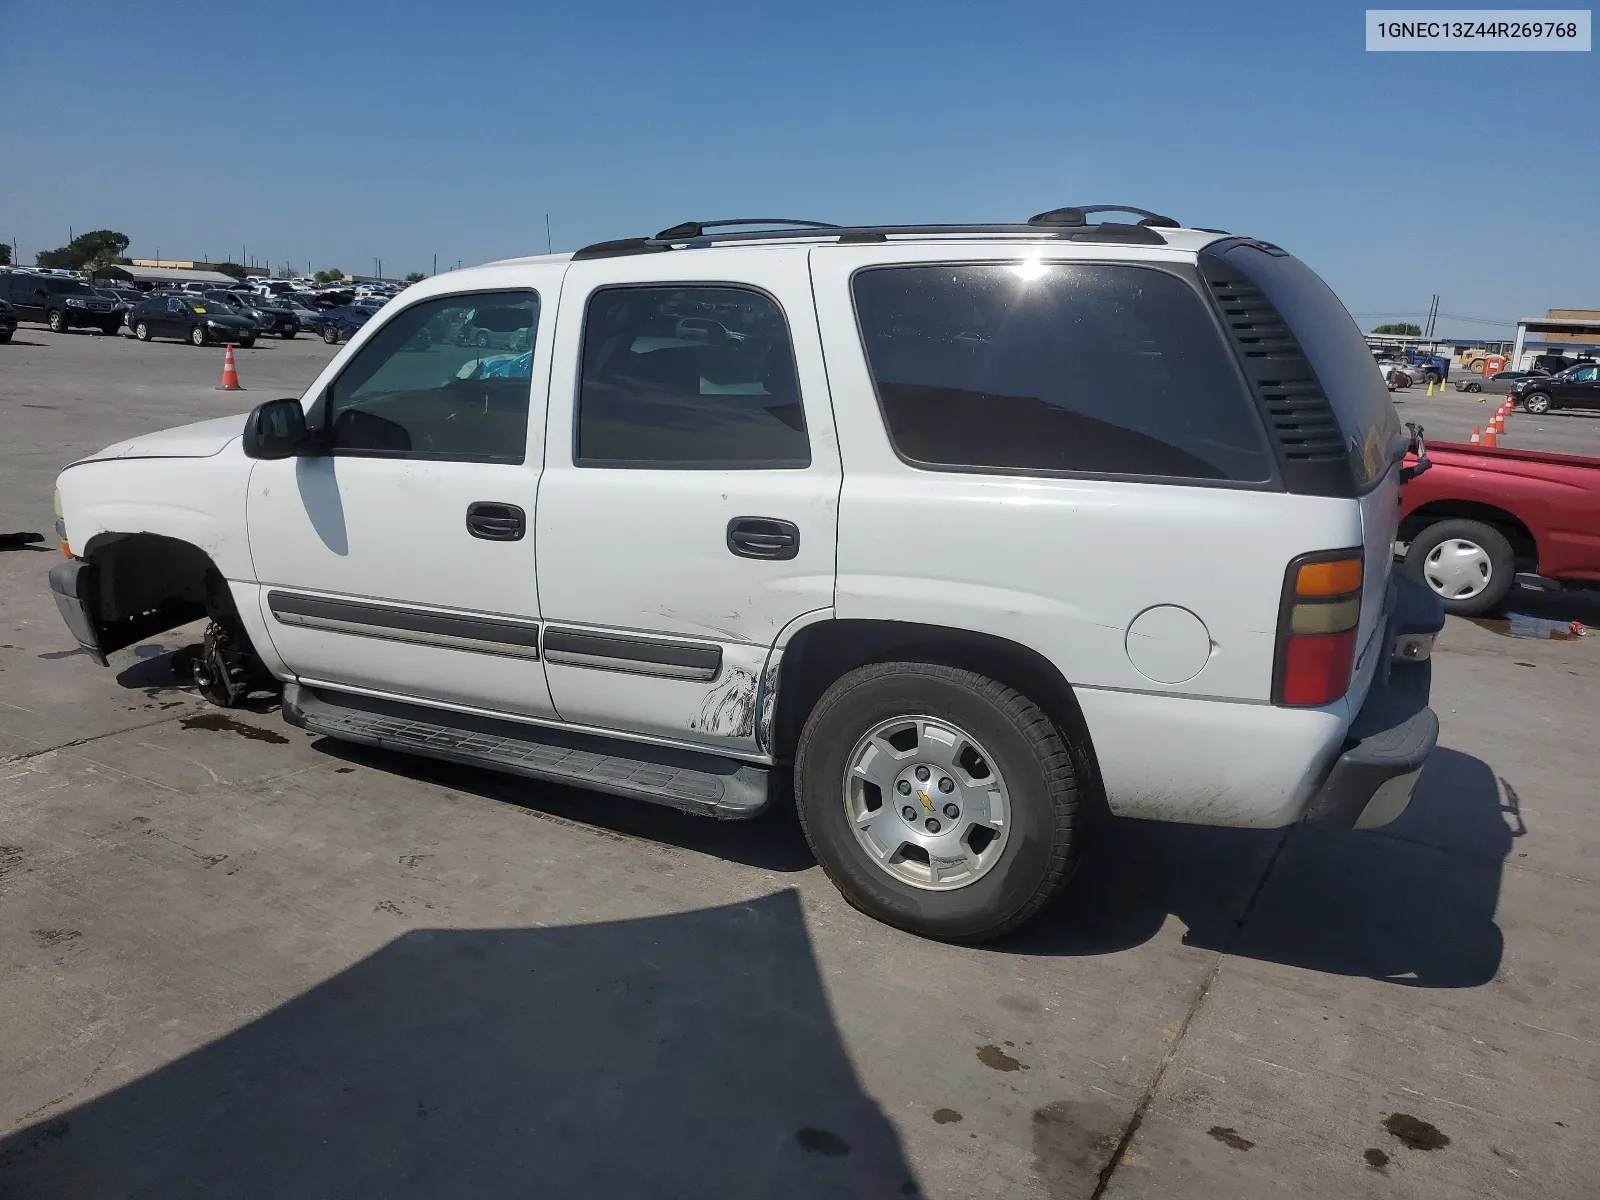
xmin=466 ymin=502 xmax=526 ymax=541
xmin=727 ymin=517 xmax=799 ymax=560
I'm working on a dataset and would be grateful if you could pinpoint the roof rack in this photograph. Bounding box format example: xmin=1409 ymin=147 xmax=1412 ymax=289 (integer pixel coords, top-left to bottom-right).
xmin=1027 ymin=205 xmax=1179 ymax=229
xmin=572 ymin=207 xmax=1182 ymax=261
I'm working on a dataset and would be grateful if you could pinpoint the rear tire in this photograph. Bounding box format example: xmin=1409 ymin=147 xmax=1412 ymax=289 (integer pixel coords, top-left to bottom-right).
xmin=101 ymin=322 xmax=121 ymax=336
xmin=190 ymin=324 xmax=208 ymax=347
xmin=1404 ymin=518 xmax=1516 ymax=616
xmin=239 ymin=337 xmax=256 ymax=349
xmin=280 ymin=329 xmax=295 ymax=339
xmin=322 ymin=326 xmax=340 ymax=344
xmin=47 ymin=309 xmax=67 ymax=333
xmin=1523 ymin=391 xmax=1552 ymax=414
xmin=135 ymin=321 xmax=151 ymax=341
xmin=794 ymin=662 xmax=1079 ymax=942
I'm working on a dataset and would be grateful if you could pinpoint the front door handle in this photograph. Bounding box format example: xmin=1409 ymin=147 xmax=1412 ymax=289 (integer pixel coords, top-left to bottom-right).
xmin=727 ymin=517 xmax=799 ymax=560
xmin=466 ymin=502 xmax=526 ymax=541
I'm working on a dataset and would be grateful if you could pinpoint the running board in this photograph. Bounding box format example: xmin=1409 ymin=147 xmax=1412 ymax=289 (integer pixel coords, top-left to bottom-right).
xmin=281 ymin=683 xmax=772 ymax=819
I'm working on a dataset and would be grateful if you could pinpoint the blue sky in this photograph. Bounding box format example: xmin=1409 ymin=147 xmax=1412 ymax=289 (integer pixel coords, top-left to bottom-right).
xmin=2 ymin=2 xmax=1594 ymax=337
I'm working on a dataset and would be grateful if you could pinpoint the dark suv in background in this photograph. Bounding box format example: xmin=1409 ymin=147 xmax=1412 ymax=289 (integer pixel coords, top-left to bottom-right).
xmin=0 ymin=296 xmax=17 ymax=344
xmin=0 ymin=272 xmax=121 ymax=334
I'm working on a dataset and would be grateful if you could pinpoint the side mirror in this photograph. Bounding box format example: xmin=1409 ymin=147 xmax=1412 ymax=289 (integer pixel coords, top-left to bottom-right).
xmin=243 ymin=398 xmax=311 ymax=460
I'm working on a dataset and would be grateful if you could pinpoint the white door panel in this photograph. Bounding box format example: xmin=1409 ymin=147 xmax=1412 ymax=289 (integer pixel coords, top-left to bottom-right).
xmin=247 ymin=278 xmax=560 ymax=718
xmin=536 ymin=249 xmax=841 ymax=753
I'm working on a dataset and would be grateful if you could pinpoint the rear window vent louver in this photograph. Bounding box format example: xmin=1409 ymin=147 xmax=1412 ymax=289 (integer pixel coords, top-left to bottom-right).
xmin=1207 ymin=277 xmax=1345 ymax=463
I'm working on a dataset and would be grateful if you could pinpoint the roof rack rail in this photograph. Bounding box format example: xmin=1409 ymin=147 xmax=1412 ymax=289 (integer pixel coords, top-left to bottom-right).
xmin=571 ymin=214 xmax=1177 ymax=260
xmin=654 ymin=218 xmax=840 ymax=240
xmin=1028 ymin=205 xmax=1180 ymax=229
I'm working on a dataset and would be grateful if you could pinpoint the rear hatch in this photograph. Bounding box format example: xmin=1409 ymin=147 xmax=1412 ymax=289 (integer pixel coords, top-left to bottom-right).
xmin=1200 ymin=241 xmax=1409 ymax=692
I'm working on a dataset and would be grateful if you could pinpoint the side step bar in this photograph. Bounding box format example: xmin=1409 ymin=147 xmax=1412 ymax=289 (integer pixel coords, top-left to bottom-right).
xmin=282 ymin=683 xmax=772 ymax=819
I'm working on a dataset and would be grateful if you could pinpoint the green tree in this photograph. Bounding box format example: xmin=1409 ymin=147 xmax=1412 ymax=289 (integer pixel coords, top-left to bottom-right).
xmin=1372 ymin=322 xmax=1422 ymax=337
xmin=404 ymin=271 xmax=426 ymax=283
xmin=0 ymin=244 xmax=11 ymax=266
xmin=313 ymin=267 xmax=345 ymax=284
xmin=213 ymin=261 xmax=249 ymax=281
xmin=37 ymin=230 xmax=131 ymax=279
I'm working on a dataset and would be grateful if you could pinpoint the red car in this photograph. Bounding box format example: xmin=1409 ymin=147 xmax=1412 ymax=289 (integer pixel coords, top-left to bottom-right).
xmin=1399 ymin=440 xmax=1600 ymax=614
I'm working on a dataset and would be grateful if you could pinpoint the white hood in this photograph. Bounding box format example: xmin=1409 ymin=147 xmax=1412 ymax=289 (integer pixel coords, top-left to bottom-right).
xmin=75 ymin=414 xmax=249 ymax=464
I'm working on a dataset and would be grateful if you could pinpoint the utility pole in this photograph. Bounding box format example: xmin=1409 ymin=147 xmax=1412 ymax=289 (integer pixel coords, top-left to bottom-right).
xmin=432 ymin=253 xmax=437 ymax=276
xmin=545 ymin=213 xmax=552 ymax=254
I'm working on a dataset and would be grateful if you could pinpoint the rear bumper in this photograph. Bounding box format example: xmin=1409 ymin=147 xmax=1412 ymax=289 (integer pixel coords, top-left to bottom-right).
xmin=1303 ymin=576 xmax=1446 ymax=830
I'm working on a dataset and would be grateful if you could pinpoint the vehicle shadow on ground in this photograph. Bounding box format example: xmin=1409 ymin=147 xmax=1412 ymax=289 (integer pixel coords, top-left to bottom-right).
xmin=114 ymin=645 xmax=285 ymax=715
xmin=1004 ymin=746 xmax=1511 ymax=987
xmin=0 ymin=891 xmax=916 ymax=1200
xmin=1498 ymin=585 xmax=1600 ymax=627
xmin=314 ymin=735 xmax=820 ymax=874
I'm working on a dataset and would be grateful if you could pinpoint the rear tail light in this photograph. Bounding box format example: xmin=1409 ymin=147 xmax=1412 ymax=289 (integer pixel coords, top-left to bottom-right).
xmin=1274 ymin=551 xmax=1363 ymax=707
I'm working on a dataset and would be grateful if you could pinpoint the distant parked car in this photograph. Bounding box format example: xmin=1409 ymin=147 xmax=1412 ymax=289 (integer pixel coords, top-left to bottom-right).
xmin=201 ymin=290 xmax=298 ymax=338
xmin=1454 ymin=370 xmax=1545 ymax=395
xmin=314 ymin=304 xmax=376 ymax=344
xmin=94 ymin=287 xmax=144 ymax=329
xmin=1376 ymin=359 xmax=1412 ymax=390
xmin=1511 ymin=363 xmax=1600 ymax=415
xmin=0 ymin=297 xmax=17 ymax=343
xmin=0 ymin=272 xmax=121 ymax=334
xmin=276 ymin=296 xmax=324 ymax=331
xmin=128 ymin=293 xmax=257 ymax=347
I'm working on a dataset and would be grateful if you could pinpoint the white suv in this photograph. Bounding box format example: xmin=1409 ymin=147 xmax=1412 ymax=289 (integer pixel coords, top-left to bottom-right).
xmin=49 ymin=208 xmax=1444 ymax=941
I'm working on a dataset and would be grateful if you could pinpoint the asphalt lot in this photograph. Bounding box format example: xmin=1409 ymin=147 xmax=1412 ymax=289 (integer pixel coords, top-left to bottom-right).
xmin=2 ymin=329 xmax=1598 ymax=1198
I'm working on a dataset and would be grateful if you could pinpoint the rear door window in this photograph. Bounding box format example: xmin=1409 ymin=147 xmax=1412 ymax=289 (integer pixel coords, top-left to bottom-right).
xmin=851 ymin=263 xmax=1273 ymax=482
xmin=576 ymin=285 xmax=810 ymax=468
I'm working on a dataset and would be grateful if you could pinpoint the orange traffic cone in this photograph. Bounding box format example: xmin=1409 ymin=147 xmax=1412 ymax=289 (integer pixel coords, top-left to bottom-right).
xmin=1483 ymin=427 xmax=1498 ymax=447
xmin=1469 ymin=426 xmax=1481 ymax=446
xmin=219 ymin=344 xmax=244 ymax=392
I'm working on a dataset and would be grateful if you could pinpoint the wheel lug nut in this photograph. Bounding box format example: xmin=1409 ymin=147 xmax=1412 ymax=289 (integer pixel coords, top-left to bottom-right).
xmin=902 ymin=806 xmax=917 ymax=821
xmin=925 ymin=817 xmax=941 ymax=833
xmin=915 ymin=765 xmax=930 ymax=782
xmin=937 ymin=777 xmax=954 ymax=793
xmin=896 ymin=779 xmax=912 ymax=795
xmin=943 ymin=803 xmax=960 ymax=819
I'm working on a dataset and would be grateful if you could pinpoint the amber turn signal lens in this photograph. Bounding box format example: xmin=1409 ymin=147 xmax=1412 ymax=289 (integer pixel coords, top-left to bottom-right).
xmin=1295 ymin=558 xmax=1363 ymax=597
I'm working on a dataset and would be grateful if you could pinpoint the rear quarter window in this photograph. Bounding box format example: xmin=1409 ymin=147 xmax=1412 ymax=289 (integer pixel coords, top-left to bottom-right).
xmin=850 ymin=262 xmax=1274 ymax=483
xmin=1211 ymin=243 xmax=1404 ymax=491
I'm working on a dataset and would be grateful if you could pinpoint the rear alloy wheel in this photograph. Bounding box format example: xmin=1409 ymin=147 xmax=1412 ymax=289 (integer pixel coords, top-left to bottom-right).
xmin=47 ymin=309 xmax=67 ymax=333
xmin=795 ymin=662 xmax=1079 ymax=942
xmin=190 ymin=324 xmax=208 ymax=347
xmin=1404 ymin=518 xmax=1515 ymax=616
xmin=1523 ymin=391 xmax=1552 ymax=414
xmin=135 ymin=321 xmax=152 ymax=341
xmin=322 ymin=325 xmax=340 ymax=345
xmin=1465 ymin=381 xmax=1482 ymax=393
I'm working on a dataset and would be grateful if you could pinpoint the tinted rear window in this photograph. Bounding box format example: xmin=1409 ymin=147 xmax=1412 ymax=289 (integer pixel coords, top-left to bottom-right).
xmin=1214 ymin=244 xmax=1404 ymax=490
xmin=851 ymin=263 xmax=1273 ymax=482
